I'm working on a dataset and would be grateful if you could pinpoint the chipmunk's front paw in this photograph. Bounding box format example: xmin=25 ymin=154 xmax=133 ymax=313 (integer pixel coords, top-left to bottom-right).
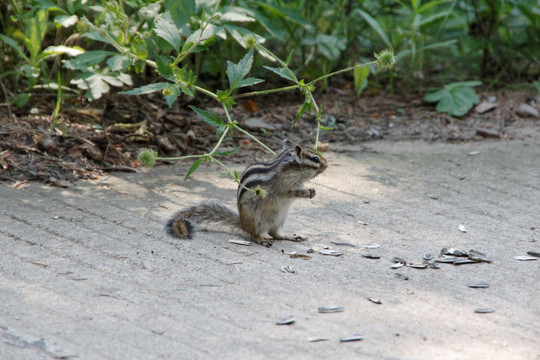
xmin=308 ymin=188 xmax=316 ymax=199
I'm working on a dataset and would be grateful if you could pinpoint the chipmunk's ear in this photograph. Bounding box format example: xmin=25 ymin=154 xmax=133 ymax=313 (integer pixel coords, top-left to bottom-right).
xmin=282 ymin=139 xmax=294 ymax=150
xmin=294 ymin=145 xmax=303 ymax=158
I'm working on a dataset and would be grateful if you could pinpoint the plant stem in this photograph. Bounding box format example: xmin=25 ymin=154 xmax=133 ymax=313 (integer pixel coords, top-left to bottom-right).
xmin=156 ymin=154 xmax=202 ymax=161
xmin=209 ymin=126 xmax=230 ymax=154
xmin=194 ymin=85 xmax=218 ymax=99
xmin=209 ymin=156 xmax=234 ymax=177
xmin=172 ymin=0 xmax=222 ymax=66
xmin=233 ymin=125 xmax=275 ymax=154
xmin=231 ymin=84 xmax=298 ymax=99
xmin=309 ymin=61 xmax=377 ymax=87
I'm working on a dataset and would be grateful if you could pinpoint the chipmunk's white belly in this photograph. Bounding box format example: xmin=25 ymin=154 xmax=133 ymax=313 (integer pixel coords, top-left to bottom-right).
xmin=259 ymin=198 xmax=294 ymax=234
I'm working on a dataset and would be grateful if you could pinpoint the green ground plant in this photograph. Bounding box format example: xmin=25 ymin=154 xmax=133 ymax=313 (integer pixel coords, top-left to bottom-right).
xmin=1 ymin=0 xmax=538 ymax=125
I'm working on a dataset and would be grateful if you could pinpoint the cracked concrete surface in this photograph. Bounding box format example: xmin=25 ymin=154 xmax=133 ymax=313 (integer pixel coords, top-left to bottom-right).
xmin=1 ymin=140 xmax=539 ymax=359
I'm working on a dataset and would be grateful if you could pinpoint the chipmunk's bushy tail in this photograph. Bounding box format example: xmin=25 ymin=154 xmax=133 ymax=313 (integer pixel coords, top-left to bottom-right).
xmin=165 ymin=202 xmax=240 ymax=239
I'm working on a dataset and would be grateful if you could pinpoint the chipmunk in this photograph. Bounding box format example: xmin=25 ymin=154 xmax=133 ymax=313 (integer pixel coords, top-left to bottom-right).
xmin=166 ymin=139 xmax=328 ymax=247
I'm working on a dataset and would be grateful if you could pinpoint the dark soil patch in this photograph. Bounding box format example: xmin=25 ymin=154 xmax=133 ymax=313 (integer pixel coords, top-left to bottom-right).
xmin=1 ymin=89 xmax=538 ymax=185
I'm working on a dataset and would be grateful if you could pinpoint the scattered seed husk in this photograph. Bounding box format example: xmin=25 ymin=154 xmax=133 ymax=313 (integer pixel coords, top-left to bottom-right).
xmin=407 ymin=262 xmax=428 ymax=269
xmin=428 ymin=262 xmax=440 ymax=269
xmin=290 ymin=254 xmax=312 ymax=260
xmin=307 ymin=248 xmax=315 ymax=253
xmin=474 ymin=308 xmax=495 ymax=314
xmin=357 ymin=221 xmax=368 ymax=225
xmin=361 ymin=253 xmax=380 ymax=259
xmin=423 ymin=253 xmax=433 ymax=260
xmin=395 ymin=273 xmax=409 ymax=280
xmin=281 ymin=266 xmax=295 ymax=273
xmin=363 ymin=244 xmax=381 ymax=249
xmin=319 ymin=250 xmax=344 ymax=257
xmin=469 ymin=249 xmax=487 ymax=257
xmin=467 ymin=283 xmax=490 ymax=288
xmin=276 ymin=315 xmax=295 ymax=325
xmin=318 ymin=306 xmax=344 ymax=313
xmin=393 ymin=256 xmax=407 ymax=264
xmin=331 ymin=241 xmax=356 ymax=247
xmin=440 ymin=247 xmax=447 ymax=256
xmin=391 ymin=263 xmax=404 ymax=269
xmin=468 ymin=255 xmax=492 ymax=263
xmin=228 ymin=239 xmax=252 ymax=246
xmin=527 ymin=251 xmax=540 ymax=258
xmin=340 ymin=334 xmax=363 ymax=342
xmin=368 ymin=297 xmax=382 ymax=304
xmin=282 ymin=250 xmax=297 ymax=255
xmin=308 ymin=338 xmax=329 ymax=343
xmin=453 ymin=258 xmax=478 ymax=265
xmin=514 ymin=256 xmax=537 ymax=261
xmin=458 ymin=224 xmax=468 ymax=233
xmin=436 ymin=256 xmax=459 ymax=263
xmin=446 ymin=248 xmax=466 ymax=256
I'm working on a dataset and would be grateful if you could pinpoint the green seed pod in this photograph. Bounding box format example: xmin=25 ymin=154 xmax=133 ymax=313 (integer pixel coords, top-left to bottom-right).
xmin=375 ymin=49 xmax=396 ymax=70
xmin=255 ymin=186 xmax=267 ymax=199
xmin=244 ymin=34 xmax=257 ymax=48
xmin=138 ymin=148 xmax=158 ymax=167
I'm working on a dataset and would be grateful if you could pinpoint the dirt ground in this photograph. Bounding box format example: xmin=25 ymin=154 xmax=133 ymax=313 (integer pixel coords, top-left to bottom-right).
xmin=1 ymin=137 xmax=539 ymax=359
xmin=1 ymin=89 xmax=539 ymax=183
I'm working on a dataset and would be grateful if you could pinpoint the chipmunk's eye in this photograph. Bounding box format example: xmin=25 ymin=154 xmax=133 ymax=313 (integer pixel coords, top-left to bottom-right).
xmin=312 ymin=156 xmax=320 ymax=164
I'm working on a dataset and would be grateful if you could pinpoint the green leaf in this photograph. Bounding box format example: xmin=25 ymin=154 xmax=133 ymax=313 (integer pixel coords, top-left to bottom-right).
xmin=165 ymin=94 xmax=179 ymax=108
xmin=263 ymin=66 xmax=297 ymax=83
xmin=85 ymin=30 xmax=114 ymax=46
xmin=256 ymin=3 xmax=311 ymax=28
xmin=285 ymin=49 xmax=294 ymax=65
xmin=189 ymin=106 xmax=227 ymax=128
xmin=64 ymin=50 xmax=115 ymax=70
xmin=106 ymin=55 xmax=130 ymax=71
xmin=0 ymin=34 xmax=30 ymax=62
xmin=445 ymin=81 xmax=482 ymax=90
xmin=214 ymin=146 xmax=241 ymax=157
xmin=315 ymin=33 xmax=346 ymax=61
xmin=42 ymin=45 xmax=84 ymax=58
xmin=35 ymin=0 xmax=68 ymax=13
xmin=54 ymin=14 xmax=78 ymax=28
xmin=25 ymin=10 xmax=48 ymax=63
xmin=13 ymin=93 xmax=31 ymax=108
xmin=181 ymin=25 xmax=218 ymax=53
xmin=221 ymin=8 xmax=254 ymax=22
xmin=424 ymin=81 xmax=482 ymax=117
xmin=292 ymin=99 xmax=313 ymax=127
xmin=226 ymin=49 xmax=264 ymax=91
xmin=139 ymin=2 xmax=162 ymax=20
xmin=354 ymin=65 xmax=370 ymax=96
xmin=153 ymin=51 xmax=174 ymax=81
xmin=419 ymin=10 xmax=453 ymax=27
xmin=119 ymin=82 xmax=169 ymax=95
xmin=165 ymin=0 xmax=196 ymax=27
xmin=184 ymin=159 xmax=203 ymax=181
xmin=356 ymin=9 xmax=391 ymax=49
xmin=418 ymin=0 xmax=451 ymax=13
xmin=71 ymin=71 xmax=110 ymax=100
xmin=154 ymin=14 xmax=183 ymax=52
